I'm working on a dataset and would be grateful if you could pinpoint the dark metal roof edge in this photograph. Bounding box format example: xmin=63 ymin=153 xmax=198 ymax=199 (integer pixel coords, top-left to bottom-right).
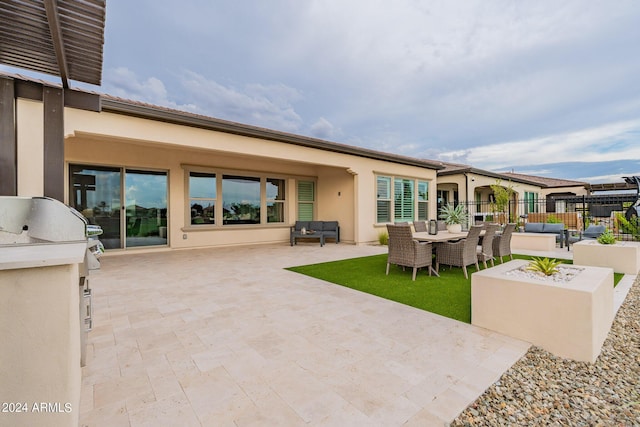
xmin=438 ymin=165 xmax=588 ymax=189
xmin=100 ymin=98 xmax=443 ymax=170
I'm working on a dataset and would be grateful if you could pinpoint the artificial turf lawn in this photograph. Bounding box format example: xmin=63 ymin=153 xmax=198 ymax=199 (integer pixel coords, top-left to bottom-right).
xmin=286 ymin=254 xmax=624 ymax=324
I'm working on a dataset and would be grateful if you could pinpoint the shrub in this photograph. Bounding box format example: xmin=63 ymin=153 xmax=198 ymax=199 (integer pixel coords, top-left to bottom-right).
xmin=546 ymin=215 xmax=561 ymax=224
xmin=597 ymin=230 xmax=617 ymax=245
xmin=615 ymin=213 xmax=640 ymax=240
xmin=526 ymin=257 xmax=562 ymax=276
xmin=378 ymin=231 xmax=389 ymax=245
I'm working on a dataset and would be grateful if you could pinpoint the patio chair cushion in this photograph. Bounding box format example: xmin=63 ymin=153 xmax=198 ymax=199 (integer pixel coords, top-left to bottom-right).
xmin=309 ymin=221 xmax=324 ymax=232
xmin=322 ymin=221 xmax=339 ymax=231
xmin=524 ymin=222 xmax=544 ymax=233
xmin=294 ymin=221 xmax=310 ymax=231
xmin=543 ymin=223 xmax=565 ymax=234
xmin=583 ymin=224 xmax=606 ymax=239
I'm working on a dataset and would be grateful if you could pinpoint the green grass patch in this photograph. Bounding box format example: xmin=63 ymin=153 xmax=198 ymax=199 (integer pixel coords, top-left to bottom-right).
xmin=286 ymin=254 xmax=623 ymax=324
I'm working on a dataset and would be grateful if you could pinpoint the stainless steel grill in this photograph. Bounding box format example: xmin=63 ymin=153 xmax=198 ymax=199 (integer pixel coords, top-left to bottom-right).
xmin=0 ymin=196 xmax=103 ymax=366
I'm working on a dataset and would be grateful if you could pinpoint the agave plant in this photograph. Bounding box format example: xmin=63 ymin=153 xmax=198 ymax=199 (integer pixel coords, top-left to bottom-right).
xmin=526 ymin=257 xmax=562 ymax=276
xmin=438 ymin=204 xmax=468 ymax=226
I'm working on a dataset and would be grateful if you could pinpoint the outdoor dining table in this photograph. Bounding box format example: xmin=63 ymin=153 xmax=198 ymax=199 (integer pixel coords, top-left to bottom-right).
xmin=413 ymin=230 xmax=469 ymax=242
xmin=414 ymin=228 xmax=495 ymax=243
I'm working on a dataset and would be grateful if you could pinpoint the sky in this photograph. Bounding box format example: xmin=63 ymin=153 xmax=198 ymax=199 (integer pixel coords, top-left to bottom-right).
xmin=4 ymin=0 xmax=640 ymax=184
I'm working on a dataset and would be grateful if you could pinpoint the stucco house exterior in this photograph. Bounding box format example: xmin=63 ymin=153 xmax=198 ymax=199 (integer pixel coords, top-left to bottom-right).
xmin=2 ymin=74 xmax=443 ymax=251
xmin=436 ymin=161 xmax=589 ymax=224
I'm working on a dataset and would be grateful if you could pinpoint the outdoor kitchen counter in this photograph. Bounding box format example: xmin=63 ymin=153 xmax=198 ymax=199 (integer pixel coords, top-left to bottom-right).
xmin=0 ymin=241 xmax=86 ymax=270
xmin=0 ymin=242 xmax=86 ymax=427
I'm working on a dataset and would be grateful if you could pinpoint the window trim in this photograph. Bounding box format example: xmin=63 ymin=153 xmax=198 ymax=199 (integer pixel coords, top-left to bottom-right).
xmin=375 ymin=174 xmax=431 ymax=224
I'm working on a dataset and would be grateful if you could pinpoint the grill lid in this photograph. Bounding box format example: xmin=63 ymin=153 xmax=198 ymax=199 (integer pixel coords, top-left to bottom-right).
xmin=0 ymin=196 xmax=87 ymax=244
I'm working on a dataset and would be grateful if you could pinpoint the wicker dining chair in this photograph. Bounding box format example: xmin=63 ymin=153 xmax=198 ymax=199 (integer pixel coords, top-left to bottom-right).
xmin=477 ymin=223 xmax=500 ymax=269
xmin=435 ymin=225 xmax=483 ymax=279
xmin=492 ymin=223 xmax=516 ymax=263
xmin=413 ymin=220 xmax=427 ymax=232
xmin=386 ymin=224 xmax=433 ymax=281
xmin=493 ymin=223 xmax=516 ymax=264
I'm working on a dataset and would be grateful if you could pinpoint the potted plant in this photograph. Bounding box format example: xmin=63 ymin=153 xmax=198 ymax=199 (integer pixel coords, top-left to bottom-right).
xmin=438 ymin=204 xmax=468 ymax=233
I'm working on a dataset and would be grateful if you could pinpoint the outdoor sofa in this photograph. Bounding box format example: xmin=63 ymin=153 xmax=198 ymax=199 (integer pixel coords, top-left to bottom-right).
xmin=290 ymin=221 xmax=340 ymax=246
xmin=524 ymin=222 xmax=566 ymax=248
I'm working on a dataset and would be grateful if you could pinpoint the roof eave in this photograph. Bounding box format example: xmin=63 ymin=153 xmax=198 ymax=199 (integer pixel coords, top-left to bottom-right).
xmin=100 ymin=98 xmax=443 ymax=171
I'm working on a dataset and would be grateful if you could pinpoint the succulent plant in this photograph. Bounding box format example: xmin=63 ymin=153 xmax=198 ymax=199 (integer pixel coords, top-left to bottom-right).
xmin=526 ymin=257 xmax=562 ymax=276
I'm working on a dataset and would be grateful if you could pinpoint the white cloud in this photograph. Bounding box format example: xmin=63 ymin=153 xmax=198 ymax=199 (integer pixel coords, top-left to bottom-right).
xmin=102 ymin=68 xmax=305 ymax=132
xmin=445 ymin=119 xmax=640 ymax=170
xmin=309 ymin=117 xmax=337 ymax=139
xmin=178 ymin=71 xmax=304 ymax=132
xmin=104 ymin=67 xmax=198 ymax=112
xmin=98 ymin=1 xmax=640 ymax=180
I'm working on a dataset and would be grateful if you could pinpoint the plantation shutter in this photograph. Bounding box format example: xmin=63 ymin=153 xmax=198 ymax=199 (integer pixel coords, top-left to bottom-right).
xmin=297 ymin=180 xmax=315 ymax=221
xmin=394 ymin=178 xmax=414 ymax=222
xmin=417 ymin=181 xmax=428 ymax=220
xmin=376 ymin=176 xmax=391 ymax=223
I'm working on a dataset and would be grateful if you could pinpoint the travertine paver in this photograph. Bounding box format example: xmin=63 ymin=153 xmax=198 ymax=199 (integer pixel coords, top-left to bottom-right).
xmin=80 ymin=243 xmax=531 ymax=426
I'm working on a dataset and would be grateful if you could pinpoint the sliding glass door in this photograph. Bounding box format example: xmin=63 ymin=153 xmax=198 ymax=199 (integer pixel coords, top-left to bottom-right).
xmin=124 ymin=170 xmax=168 ymax=248
xmin=69 ymin=165 xmax=168 ymax=249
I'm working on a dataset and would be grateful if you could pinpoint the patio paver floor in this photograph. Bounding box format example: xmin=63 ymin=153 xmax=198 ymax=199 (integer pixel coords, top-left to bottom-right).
xmin=80 ymin=243 xmax=531 ymax=426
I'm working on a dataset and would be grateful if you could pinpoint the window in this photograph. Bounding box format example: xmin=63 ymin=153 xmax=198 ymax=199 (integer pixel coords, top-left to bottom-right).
xmin=524 ymin=191 xmax=539 ymax=214
xmin=266 ymin=178 xmax=286 ymax=223
xmin=377 ymin=176 xmax=392 ymax=223
xmin=187 ymin=169 xmax=289 ymax=226
xmin=394 ymin=178 xmax=414 ymax=222
xmin=376 ymin=175 xmax=429 ymax=223
xmin=417 ymin=181 xmax=428 ymax=220
xmin=297 ymin=181 xmax=315 ymax=221
xmin=189 ymin=172 xmax=216 ymax=225
xmin=223 ymin=175 xmax=260 ymax=224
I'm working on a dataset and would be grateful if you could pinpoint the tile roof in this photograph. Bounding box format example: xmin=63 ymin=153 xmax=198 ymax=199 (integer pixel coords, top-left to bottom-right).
xmin=500 ymin=172 xmax=588 ymax=188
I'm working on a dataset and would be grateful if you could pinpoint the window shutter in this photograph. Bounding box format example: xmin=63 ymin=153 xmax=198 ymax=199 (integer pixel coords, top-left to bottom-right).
xmin=298 ymin=181 xmax=314 ymax=201
xmin=297 ymin=181 xmax=315 ymax=221
xmin=394 ymin=178 xmax=414 ymax=222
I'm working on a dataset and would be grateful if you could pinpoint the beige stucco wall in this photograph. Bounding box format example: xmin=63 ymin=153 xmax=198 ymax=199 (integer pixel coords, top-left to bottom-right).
xmin=61 ymin=107 xmax=437 ymax=249
xmin=541 ymin=185 xmax=589 ymax=197
xmin=0 ymin=262 xmax=82 ymax=427
xmin=16 ymin=99 xmax=45 ymax=197
xmin=438 ymin=172 xmax=587 ymax=203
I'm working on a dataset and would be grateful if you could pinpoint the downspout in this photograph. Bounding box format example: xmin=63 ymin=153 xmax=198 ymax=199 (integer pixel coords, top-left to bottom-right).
xmin=464 ymin=173 xmax=469 ymax=205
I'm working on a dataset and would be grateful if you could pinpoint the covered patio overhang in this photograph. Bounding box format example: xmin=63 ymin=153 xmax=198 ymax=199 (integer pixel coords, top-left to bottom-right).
xmin=0 ymin=0 xmax=106 ymax=199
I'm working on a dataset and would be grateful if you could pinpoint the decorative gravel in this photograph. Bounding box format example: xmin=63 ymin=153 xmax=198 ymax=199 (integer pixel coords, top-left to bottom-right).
xmin=451 ymin=276 xmax=640 ymax=426
xmin=505 ymin=265 xmax=584 ymax=283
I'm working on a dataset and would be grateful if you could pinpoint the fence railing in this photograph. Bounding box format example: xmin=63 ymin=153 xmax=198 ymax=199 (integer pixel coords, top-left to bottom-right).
xmin=451 ymin=195 xmax=638 ymax=241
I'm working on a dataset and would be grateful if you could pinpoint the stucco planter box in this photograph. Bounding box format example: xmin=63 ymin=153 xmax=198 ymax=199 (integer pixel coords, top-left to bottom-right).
xmin=510 ymin=232 xmax=556 ymax=251
xmin=471 ymin=260 xmax=614 ymax=363
xmin=573 ymin=240 xmax=640 ymax=274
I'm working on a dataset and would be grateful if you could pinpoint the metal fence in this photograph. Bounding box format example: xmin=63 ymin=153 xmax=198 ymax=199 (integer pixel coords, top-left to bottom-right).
xmin=454 ymin=194 xmax=639 ymax=241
